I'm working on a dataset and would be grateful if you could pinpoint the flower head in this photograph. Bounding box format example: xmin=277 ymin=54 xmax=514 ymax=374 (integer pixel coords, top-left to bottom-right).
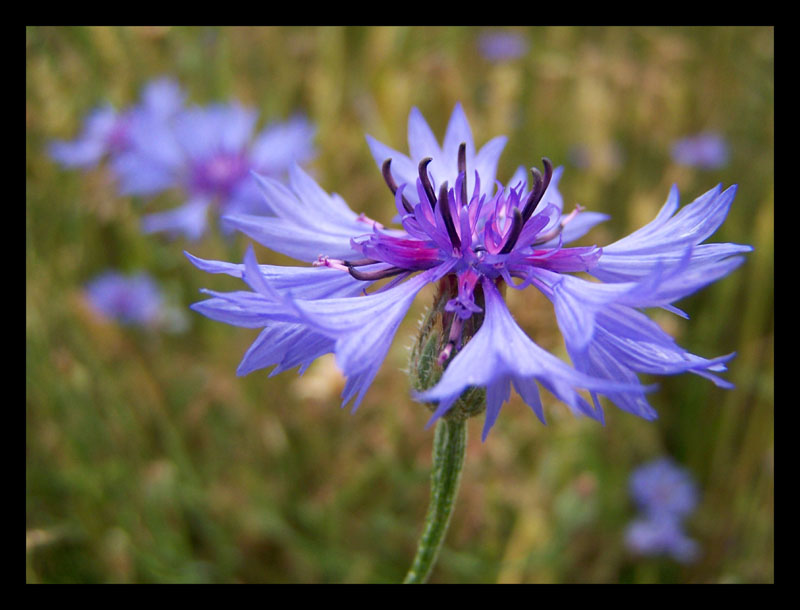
xmin=189 ymin=104 xmax=750 ymax=439
xmin=477 ymin=31 xmax=530 ymax=62
xmin=671 ymin=132 xmax=730 ymax=169
xmin=114 ymin=103 xmax=316 ymax=240
xmin=629 ymin=457 xmax=698 ymax=519
xmin=85 ymin=271 xmax=163 ymax=326
xmin=625 ymin=514 xmax=699 ymax=563
xmin=48 ymin=77 xmax=185 ymax=169
xmin=625 ymin=458 xmax=700 ymax=563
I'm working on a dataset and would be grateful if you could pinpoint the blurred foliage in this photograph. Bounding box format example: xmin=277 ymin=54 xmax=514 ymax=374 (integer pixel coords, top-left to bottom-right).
xmin=26 ymin=26 xmax=773 ymax=583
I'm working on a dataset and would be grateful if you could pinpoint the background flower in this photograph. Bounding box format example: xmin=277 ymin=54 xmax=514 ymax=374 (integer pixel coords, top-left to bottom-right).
xmin=118 ymin=104 xmax=316 ymax=240
xmin=48 ymin=77 xmax=185 ymax=169
xmin=671 ymin=132 xmax=730 ymax=169
xmin=85 ymin=271 xmax=164 ymax=326
xmin=625 ymin=458 xmax=700 ymax=563
xmin=477 ymin=31 xmax=530 ymax=62
xmin=49 ymin=79 xmax=316 ymax=241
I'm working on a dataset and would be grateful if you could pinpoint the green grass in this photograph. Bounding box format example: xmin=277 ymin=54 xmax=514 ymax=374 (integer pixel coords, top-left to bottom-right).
xmin=26 ymin=26 xmax=773 ymax=583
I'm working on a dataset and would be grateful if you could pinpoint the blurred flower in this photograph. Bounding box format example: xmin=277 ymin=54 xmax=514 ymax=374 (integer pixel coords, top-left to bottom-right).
xmin=113 ymin=104 xmax=316 ymax=240
xmin=626 ymin=458 xmax=700 ymax=562
xmin=188 ymin=104 xmax=750 ymax=439
xmin=477 ymin=31 xmax=529 ymax=62
xmin=48 ymin=77 xmax=185 ymax=169
xmin=50 ymin=78 xmax=316 ymax=241
xmin=629 ymin=457 xmax=698 ymax=518
xmin=85 ymin=271 xmax=163 ymax=326
xmin=671 ymin=132 xmax=730 ymax=169
xmin=626 ymin=515 xmax=699 ymax=563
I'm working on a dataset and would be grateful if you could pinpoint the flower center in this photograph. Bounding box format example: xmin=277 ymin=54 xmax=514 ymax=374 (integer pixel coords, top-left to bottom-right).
xmin=192 ymin=152 xmax=250 ymax=199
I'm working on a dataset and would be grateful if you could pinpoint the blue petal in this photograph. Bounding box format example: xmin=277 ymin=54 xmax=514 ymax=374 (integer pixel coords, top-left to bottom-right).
xmin=185 ymin=251 xmax=369 ymax=299
xmin=248 ymin=116 xmax=316 ymax=174
xmin=49 ymin=105 xmax=118 ymax=169
xmin=407 ymin=107 xmax=442 ymax=167
xmin=141 ymin=198 xmax=210 ymax=241
xmin=222 ymin=213 xmax=362 ymax=262
xmin=442 ymin=103 xmax=476 ymax=175
xmin=472 ymin=136 xmax=508 ymax=193
xmin=593 ymin=184 xmax=751 ymax=282
xmin=290 ymin=262 xmax=456 ymax=411
xmin=417 ymin=278 xmax=648 ymax=438
xmin=365 ymin=134 xmax=418 ymax=191
xmin=236 ymin=322 xmax=335 ymax=377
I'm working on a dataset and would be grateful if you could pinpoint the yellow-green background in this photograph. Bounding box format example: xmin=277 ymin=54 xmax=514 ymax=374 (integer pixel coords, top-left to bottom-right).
xmin=26 ymin=26 xmax=773 ymax=583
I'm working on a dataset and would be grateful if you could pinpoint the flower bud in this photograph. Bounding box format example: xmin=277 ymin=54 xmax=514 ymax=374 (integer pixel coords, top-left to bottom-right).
xmin=409 ymin=276 xmax=486 ymax=421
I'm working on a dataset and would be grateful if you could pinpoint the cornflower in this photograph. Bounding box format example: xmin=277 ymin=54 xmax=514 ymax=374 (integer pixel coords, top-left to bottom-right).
xmin=48 ymin=77 xmax=185 ymax=170
xmin=671 ymin=132 xmax=730 ymax=169
xmin=85 ymin=271 xmax=163 ymax=326
xmin=477 ymin=31 xmax=530 ymax=62
xmin=625 ymin=458 xmax=700 ymax=563
xmin=625 ymin=515 xmax=699 ymax=563
xmin=114 ymin=103 xmax=316 ymax=241
xmin=188 ymin=104 xmax=751 ymax=440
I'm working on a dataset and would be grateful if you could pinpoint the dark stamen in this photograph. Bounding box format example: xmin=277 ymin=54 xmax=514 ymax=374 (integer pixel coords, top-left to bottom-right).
xmin=344 ymin=258 xmax=380 ymax=267
xmin=347 ymin=265 xmax=407 ymax=282
xmin=381 ymin=158 xmax=414 ymax=213
xmin=520 ymin=158 xmax=554 ymax=223
xmin=541 ymin=157 xmax=553 ymax=199
xmin=457 ymin=142 xmax=467 ymax=205
xmin=499 ymin=208 xmax=524 ymax=254
xmin=418 ymin=157 xmax=437 ymax=209
xmin=438 ymin=182 xmax=461 ymax=251
xmin=520 ymin=167 xmax=544 ymax=222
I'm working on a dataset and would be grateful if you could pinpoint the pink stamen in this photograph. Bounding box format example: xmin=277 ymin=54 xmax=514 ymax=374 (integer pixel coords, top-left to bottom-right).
xmin=357 ymin=213 xmax=384 ymax=230
xmin=313 ymin=256 xmax=349 ymax=272
xmin=534 ymin=205 xmax=583 ymax=244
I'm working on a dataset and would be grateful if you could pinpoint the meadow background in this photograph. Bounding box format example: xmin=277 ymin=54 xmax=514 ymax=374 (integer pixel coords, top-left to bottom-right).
xmin=26 ymin=26 xmax=774 ymax=584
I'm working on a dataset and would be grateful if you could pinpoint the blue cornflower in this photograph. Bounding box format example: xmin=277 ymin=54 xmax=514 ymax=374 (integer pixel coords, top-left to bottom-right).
xmin=629 ymin=457 xmax=698 ymax=519
xmin=477 ymin=31 xmax=530 ymax=62
xmin=113 ymin=103 xmax=316 ymax=241
xmin=188 ymin=104 xmax=750 ymax=440
xmin=48 ymin=77 xmax=185 ymax=169
xmin=625 ymin=458 xmax=700 ymax=562
xmin=625 ymin=514 xmax=699 ymax=563
xmin=85 ymin=271 xmax=163 ymax=326
xmin=671 ymin=132 xmax=730 ymax=169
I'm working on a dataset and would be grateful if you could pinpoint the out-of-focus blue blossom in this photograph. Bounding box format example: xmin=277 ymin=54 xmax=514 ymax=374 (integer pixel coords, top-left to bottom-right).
xmin=671 ymin=132 xmax=730 ymax=169
xmin=85 ymin=271 xmax=163 ymax=326
xmin=114 ymin=104 xmax=316 ymax=240
xmin=477 ymin=31 xmax=530 ymax=61
xmin=50 ymin=78 xmax=316 ymax=242
xmin=630 ymin=457 xmax=698 ymax=518
xmin=188 ymin=104 xmax=750 ymax=440
xmin=625 ymin=458 xmax=700 ymax=562
xmin=48 ymin=77 xmax=185 ymax=169
xmin=626 ymin=515 xmax=699 ymax=563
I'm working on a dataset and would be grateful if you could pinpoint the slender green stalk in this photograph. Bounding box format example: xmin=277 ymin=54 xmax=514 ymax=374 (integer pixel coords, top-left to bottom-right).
xmin=404 ymin=417 xmax=468 ymax=584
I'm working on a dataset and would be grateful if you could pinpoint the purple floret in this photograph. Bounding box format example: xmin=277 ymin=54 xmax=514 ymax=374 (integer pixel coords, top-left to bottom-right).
xmin=625 ymin=458 xmax=701 ymax=562
xmin=86 ymin=271 xmax=163 ymax=326
xmin=48 ymin=77 xmax=185 ymax=170
xmin=625 ymin=514 xmax=699 ymax=563
xmin=116 ymin=103 xmax=316 ymax=240
xmin=630 ymin=457 xmax=699 ymax=519
xmin=671 ymin=132 xmax=730 ymax=169
xmin=477 ymin=31 xmax=530 ymax=62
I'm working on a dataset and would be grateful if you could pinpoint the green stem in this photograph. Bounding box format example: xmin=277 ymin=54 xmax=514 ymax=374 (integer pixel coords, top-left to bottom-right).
xmin=404 ymin=417 xmax=468 ymax=584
